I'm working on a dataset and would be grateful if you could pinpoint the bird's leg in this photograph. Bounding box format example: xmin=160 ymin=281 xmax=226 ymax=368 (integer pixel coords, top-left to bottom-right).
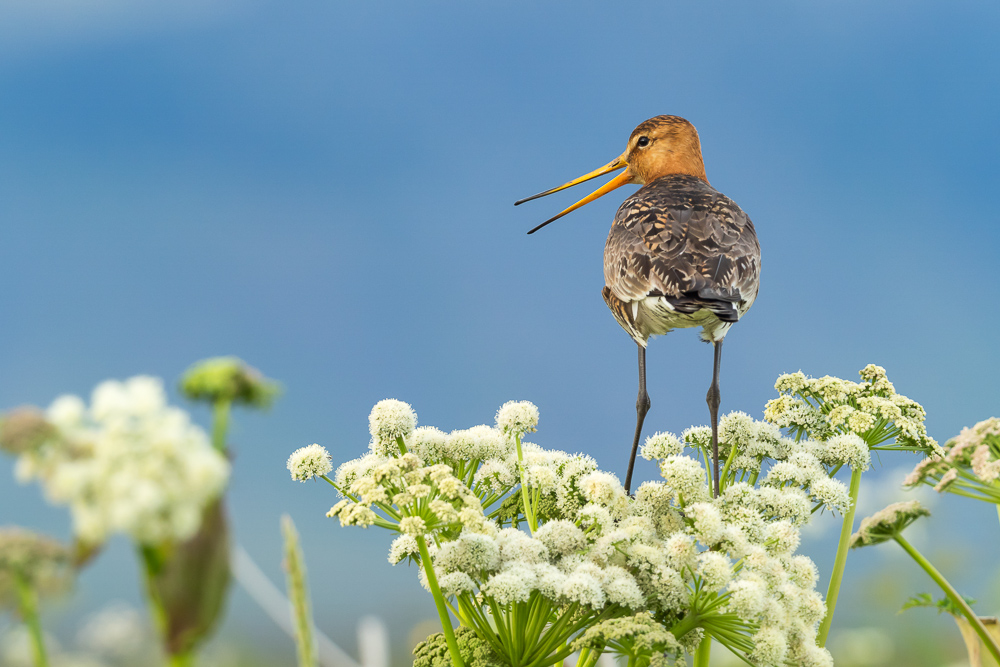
xmin=707 ymin=339 xmax=723 ymax=498
xmin=624 ymin=342 xmax=650 ymax=496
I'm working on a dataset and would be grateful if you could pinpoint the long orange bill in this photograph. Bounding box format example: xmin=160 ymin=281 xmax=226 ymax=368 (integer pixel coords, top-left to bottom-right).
xmin=516 ymin=155 xmax=632 ymax=234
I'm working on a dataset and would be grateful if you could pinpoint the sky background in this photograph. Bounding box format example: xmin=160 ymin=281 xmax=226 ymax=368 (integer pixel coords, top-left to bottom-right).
xmin=1 ymin=1 xmax=999 ymax=665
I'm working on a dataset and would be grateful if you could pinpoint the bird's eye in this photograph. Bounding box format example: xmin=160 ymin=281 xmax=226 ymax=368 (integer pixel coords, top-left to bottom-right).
xmin=636 ymin=136 xmax=650 ymax=147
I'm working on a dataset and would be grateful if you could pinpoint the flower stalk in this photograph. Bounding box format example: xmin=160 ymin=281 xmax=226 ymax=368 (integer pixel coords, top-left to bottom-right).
xmin=417 ymin=534 xmax=465 ymax=667
xmin=817 ymin=466 xmax=862 ymax=646
xmin=14 ymin=572 xmax=48 ymax=667
xmin=894 ymin=533 xmax=1000 ymax=665
xmin=282 ymin=515 xmax=317 ymax=667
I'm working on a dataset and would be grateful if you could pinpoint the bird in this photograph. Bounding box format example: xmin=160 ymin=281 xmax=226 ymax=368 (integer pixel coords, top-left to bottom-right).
xmin=515 ymin=115 xmax=760 ymax=497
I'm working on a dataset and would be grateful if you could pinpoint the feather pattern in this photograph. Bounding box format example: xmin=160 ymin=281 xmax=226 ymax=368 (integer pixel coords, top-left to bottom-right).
xmin=602 ymin=174 xmax=760 ymax=345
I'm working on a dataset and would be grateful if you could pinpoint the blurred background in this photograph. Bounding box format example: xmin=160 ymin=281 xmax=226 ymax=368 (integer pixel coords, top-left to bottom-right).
xmin=1 ymin=0 xmax=998 ymax=665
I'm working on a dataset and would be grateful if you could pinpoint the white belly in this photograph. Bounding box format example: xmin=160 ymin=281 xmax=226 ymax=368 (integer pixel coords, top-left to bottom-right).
xmin=634 ymin=296 xmax=734 ymax=343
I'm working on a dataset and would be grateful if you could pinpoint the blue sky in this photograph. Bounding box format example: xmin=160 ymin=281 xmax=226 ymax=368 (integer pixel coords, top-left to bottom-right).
xmin=1 ymin=0 xmax=999 ymax=661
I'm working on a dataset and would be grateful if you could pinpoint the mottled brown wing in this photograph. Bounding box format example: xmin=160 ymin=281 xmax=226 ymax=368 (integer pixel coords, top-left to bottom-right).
xmin=603 ymin=175 xmax=760 ymax=313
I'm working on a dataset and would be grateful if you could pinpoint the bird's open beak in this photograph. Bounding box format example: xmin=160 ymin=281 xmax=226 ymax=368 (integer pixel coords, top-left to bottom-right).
xmin=516 ymin=154 xmax=632 ymax=234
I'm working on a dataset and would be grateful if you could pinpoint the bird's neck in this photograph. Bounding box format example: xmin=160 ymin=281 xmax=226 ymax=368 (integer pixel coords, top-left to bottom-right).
xmin=636 ymin=152 xmax=709 ymax=185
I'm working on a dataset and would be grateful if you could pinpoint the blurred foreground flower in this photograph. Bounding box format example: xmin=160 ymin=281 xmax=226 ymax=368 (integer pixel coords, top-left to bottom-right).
xmin=0 ymin=527 xmax=74 ymax=667
xmin=180 ymin=356 xmax=281 ymax=452
xmin=2 ymin=374 xmax=237 ymax=666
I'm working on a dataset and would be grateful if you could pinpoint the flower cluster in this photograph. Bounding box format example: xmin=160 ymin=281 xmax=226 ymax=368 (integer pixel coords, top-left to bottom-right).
xmin=849 ymin=501 xmax=930 ymax=549
xmin=904 ymin=418 xmax=1000 ymax=504
xmin=7 ymin=376 xmax=230 ymax=545
xmin=0 ymin=527 xmax=74 ymax=610
xmin=291 ymin=400 xmax=834 ymax=667
xmin=645 ymin=412 xmax=855 ymax=516
xmin=764 ymin=365 xmax=940 ymax=456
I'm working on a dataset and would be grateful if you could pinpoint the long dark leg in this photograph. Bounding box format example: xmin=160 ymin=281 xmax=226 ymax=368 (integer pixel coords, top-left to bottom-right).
xmin=707 ymin=339 xmax=723 ymax=498
xmin=624 ymin=342 xmax=650 ymax=496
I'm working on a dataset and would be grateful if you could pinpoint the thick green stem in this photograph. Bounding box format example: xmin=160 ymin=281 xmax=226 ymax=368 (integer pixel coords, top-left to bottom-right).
xmin=14 ymin=573 xmax=48 ymax=667
xmin=211 ymin=398 xmax=232 ymax=453
xmin=168 ymin=653 xmax=194 ymax=667
xmin=515 ymin=435 xmax=538 ymax=533
xmin=817 ymin=466 xmax=862 ymax=646
xmin=417 ymin=535 xmax=465 ymax=667
xmin=693 ymin=635 xmax=712 ymax=667
xmin=894 ymin=534 xmax=1000 ymax=665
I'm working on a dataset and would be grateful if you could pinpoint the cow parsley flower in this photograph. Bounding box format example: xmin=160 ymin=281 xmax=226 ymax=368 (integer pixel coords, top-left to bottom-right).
xmin=369 ymin=400 xmax=417 ymax=455
xmin=641 ymin=432 xmax=684 ymax=460
xmin=495 ymin=401 xmax=539 ymax=438
xmin=287 ymin=444 xmax=333 ymax=481
xmin=657 ymin=456 xmax=709 ymax=504
xmin=850 ymin=501 xmax=930 ymax=548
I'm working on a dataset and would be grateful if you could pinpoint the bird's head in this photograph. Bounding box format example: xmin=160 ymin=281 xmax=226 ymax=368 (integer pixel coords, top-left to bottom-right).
xmin=517 ymin=115 xmax=708 ymax=234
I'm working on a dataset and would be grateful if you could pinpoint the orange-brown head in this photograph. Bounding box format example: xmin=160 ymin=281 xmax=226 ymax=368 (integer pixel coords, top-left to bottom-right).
xmin=516 ymin=115 xmax=708 ymax=234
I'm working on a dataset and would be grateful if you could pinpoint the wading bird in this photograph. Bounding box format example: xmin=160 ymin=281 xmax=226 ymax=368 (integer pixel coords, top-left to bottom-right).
xmin=516 ymin=116 xmax=760 ymax=497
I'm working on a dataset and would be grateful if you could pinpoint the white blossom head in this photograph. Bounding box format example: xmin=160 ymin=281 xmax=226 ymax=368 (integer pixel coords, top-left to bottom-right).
xmin=368 ymin=400 xmax=417 ymax=455
xmin=641 ymin=432 xmax=684 ymax=460
xmin=287 ymin=444 xmax=333 ymax=481
xmin=535 ymin=520 xmax=586 ymax=558
xmin=495 ymin=401 xmax=539 ymax=438
xmin=850 ymin=501 xmax=930 ymax=548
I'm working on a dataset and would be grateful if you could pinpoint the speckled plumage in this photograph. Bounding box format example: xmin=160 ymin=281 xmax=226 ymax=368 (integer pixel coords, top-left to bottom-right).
xmin=602 ymin=173 xmax=760 ymax=345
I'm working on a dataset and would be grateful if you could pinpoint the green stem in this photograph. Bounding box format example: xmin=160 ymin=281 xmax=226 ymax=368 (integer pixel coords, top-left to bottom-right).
xmin=14 ymin=572 xmax=48 ymax=667
xmin=894 ymin=533 xmax=1000 ymax=665
xmin=416 ymin=535 xmax=465 ymax=667
xmin=516 ymin=435 xmax=538 ymax=533
xmin=211 ymin=398 xmax=232 ymax=453
xmin=817 ymin=466 xmax=862 ymax=646
xmin=168 ymin=653 xmax=194 ymax=667
xmin=693 ymin=635 xmax=711 ymax=667
xmin=996 ymin=505 xmax=1000 ymax=530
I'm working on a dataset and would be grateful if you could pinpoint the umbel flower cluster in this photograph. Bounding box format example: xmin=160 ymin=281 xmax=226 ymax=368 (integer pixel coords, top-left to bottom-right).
xmin=289 ymin=400 xmax=839 ymax=667
xmin=2 ymin=376 xmax=230 ymax=546
xmin=904 ymin=417 xmax=1000 ymax=504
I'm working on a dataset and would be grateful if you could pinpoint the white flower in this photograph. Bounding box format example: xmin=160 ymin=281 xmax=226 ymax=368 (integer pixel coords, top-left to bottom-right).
xmin=368 ymin=400 xmax=417 ymax=455
xmin=532 ymin=562 xmax=568 ymax=599
xmin=695 ymin=552 xmax=732 ymax=590
xmin=287 ymin=444 xmax=333 ymax=481
xmin=658 ymin=456 xmax=709 ymax=503
xmin=808 ymin=476 xmax=851 ymax=514
xmin=447 ymin=426 xmax=508 ymax=461
xmin=434 ymin=532 xmax=501 ymax=574
xmin=578 ymin=471 xmax=629 ymax=517
xmin=662 ymin=533 xmax=697 ymax=572
xmin=764 ymin=520 xmax=801 ymax=556
xmin=438 ymin=571 xmax=476 ymax=597
xmin=496 ymin=528 xmax=549 ymax=565
xmin=824 ymin=434 xmax=870 ymax=471
xmin=750 ymin=626 xmax=788 ymax=667
xmin=728 ymin=577 xmax=767 ymax=620
xmin=785 ymin=555 xmax=819 ymax=589
xmin=474 ymin=459 xmax=516 ymax=495
xmin=483 ymin=564 xmax=536 ymax=604
xmin=406 ymin=426 xmax=448 ymax=462
xmin=686 ymin=502 xmax=724 ymax=545
xmin=388 ymin=535 xmax=419 ymax=564
xmin=495 ymin=401 xmax=539 ymax=437
xmin=641 ymin=431 xmax=684 ymax=460
xmin=561 ymin=567 xmax=606 ymax=609
xmin=602 ymin=566 xmax=645 ymax=609
xmin=535 ymin=520 xmax=586 ymax=557
xmin=27 ymin=377 xmax=229 ymax=545
xmin=398 ymin=516 xmax=427 ymax=536
xmin=577 ymin=504 xmax=614 ymax=533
